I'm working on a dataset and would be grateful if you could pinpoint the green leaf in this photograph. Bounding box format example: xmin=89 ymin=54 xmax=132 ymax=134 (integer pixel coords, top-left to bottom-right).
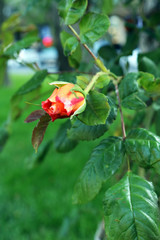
xmin=138 ymin=47 xmax=160 ymax=66
xmin=119 ymin=72 xmax=147 ymax=109
xmin=122 ymin=93 xmax=147 ymax=110
xmin=32 ymin=114 xmax=51 ymax=152
xmin=68 ymin=97 xmax=117 ymax=141
xmin=0 ymin=58 xmax=7 ymax=86
xmin=55 ymin=120 xmax=78 ymax=153
xmin=119 ymin=72 xmax=139 ymax=99
xmin=125 ymin=128 xmax=160 ymax=168
xmin=60 ymin=31 xmax=79 ymax=56
xmin=98 ymin=45 xmax=117 ymax=62
xmin=78 ymin=90 xmax=110 ymax=126
xmin=155 ymin=111 xmax=160 ymax=136
xmin=64 ymin=37 xmax=79 ymax=56
xmin=76 ymin=75 xmax=90 ymax=90
xmin=58 ymin=0 xmax=88 ymax=25
xmin=138 ymin=57 xmax=159 ymax=77
xmin=68 ymin=44 xmax=82 ymax=68
xmin=138 ymin=72 xmax=160 ymax=96
xmin=103 ymin=172 xmax=160 ymax=240
xmin=14 ymin=70 xmax=48 ymax=96
xmin=95 ymin=73 xmax=110 ymax=89
xmin=1 ymin=13 xmax=20 ymax=31
xmin=73 ymin=137 xmax=125 ymax=204
xmin=79 ymin=12 xmax=110 ymax=44
xmin=4 ymin=36 xmax=39 ymax=57
xmin=102 ymin=0 xmax=113 ymax=14
xmin=0 ymin=123 xmax=10 ymax=152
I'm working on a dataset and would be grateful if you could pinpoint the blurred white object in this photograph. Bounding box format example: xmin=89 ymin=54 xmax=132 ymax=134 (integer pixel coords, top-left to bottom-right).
xmin=108 ymin=16 xmax=127 ymax=46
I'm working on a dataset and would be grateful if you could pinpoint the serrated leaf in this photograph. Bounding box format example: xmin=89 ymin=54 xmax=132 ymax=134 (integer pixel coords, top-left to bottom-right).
xmin=60 ymin=31 xmax=79 ymax=56
xmin=76 ymin=75 xmax=90 ymax=90
xmin=119 ymin=72 xmax=139 ymax=99
xmin=64 ymin=37 xmax=79 ymax=56
xmin=32 ymin=114 xmax=51 ymax=152
xmin=103 ymin=172 xmax=160 ymax=240
xmin=73 ymin=137 xmax=125 ymax=204
xmin=14 ymin=70 xmax=48 ymax=96
xmin=138 ymin=72 xmax=160 ymax=96
xmin=80 ymin=12 xmax=110 ymax=44
xmin=125 ymin=128 xmax=160 ymax=168
xmin=68 ymin=44 xmax=82 ymax=68
xmin=138 ymin=57 xmax=159 ymax=77
xmin=55 ymin=120 xmax=78 ymax=153
xmin=78 ymin=90 xmax=110 ymax=126
xmin=4 ymin=36 xmax=39 ymax=57
xmin=68 ymin=97 xmax=117 ymax=141
xmin=24 ymin=110 xmax=45 ymax=123
xmin=95 ymin=73 xmax=110 ymax=89
xmin=58 ymin=0 xmax=88 ymax=25
xmin=122 ymin=93 xmax=147 ymax=110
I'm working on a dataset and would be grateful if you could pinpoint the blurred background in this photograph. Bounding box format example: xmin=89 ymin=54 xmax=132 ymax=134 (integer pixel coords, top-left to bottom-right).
xmin=0 ymin=0 xmax=160 ymax=239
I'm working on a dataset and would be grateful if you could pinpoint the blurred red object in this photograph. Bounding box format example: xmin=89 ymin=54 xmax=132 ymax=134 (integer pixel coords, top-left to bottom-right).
xmin=42 ymin=36 xmax=53 ymax=47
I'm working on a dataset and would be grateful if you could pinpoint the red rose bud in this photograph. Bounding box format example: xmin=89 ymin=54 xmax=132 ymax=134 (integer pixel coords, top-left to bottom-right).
xmin=41 ymin=83 xmax=85 ymax=122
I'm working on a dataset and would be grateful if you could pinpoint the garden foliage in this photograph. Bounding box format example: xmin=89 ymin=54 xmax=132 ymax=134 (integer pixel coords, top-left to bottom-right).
xmin=1 ymin=0 xmax=160 ymax=239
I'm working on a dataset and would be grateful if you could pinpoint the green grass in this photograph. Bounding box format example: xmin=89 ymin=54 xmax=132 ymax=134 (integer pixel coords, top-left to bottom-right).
xmin=0 ymin=73 xmax=111 ymax=240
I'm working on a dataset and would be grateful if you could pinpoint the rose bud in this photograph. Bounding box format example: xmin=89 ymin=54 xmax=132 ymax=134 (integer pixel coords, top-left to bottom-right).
xmin=42 ymin=83 xmax=85 ymax=122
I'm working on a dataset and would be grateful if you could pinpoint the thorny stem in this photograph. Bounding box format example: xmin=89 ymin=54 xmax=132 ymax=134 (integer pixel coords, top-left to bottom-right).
xmin=115 ymin=84 xmax=126 ymax=139
xmin=69 ymin=25 xmax=129 ymax=169
xmin=115 ymin=84 xmax=130 ymax=171
xmin=68 ymin=25 xmax=97 ymax=61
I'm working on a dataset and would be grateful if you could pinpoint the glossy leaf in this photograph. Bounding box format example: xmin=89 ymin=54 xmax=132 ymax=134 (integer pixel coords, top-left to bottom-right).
xmin=138 ymin=57 xmax=159 ymax=77
xmin=68 ymin=97 xmax=117 ymax=141
xmin=78 ymin=90 xmax=110 ymax=126
xmin=32 ymin=114 xmax=51 ymax=152
xmin=60 ymin=31 xmax=79 ymax=56
xmin=122 ymin=93 xmax=147 ymax=110
xmin=73 ymin=137 xmax=125 ymax=204
xmin=79 ymin=12 xmax=110 ymax=44
xmin=14 ymin=70 xmax=48 ymax=96
xmin=58 ymin=0 xmax=88 ymax=25
xmin=95 ymin=73 xmax=110 ymax=89
xmin=119 ymin=72 xmax=139 ymax=99
xmin=125 ymin=128 xmax=160 ymax=168
xmin=64 ymin=37 xmax=79 ymax=56
xmin=103 ymin=172 xmax=160 ymax=240
xmin=68 ymin=44 xmax=82 ymax=68
xmin=24 ymin=110 xmax=46 ymax=123
xmin=55 ymin=120 xmax=78 ymax=153
xmin=76 ymin=75 xmax=90 ymax=90
xmin=138 ymin=72 xmax=160 ymax=96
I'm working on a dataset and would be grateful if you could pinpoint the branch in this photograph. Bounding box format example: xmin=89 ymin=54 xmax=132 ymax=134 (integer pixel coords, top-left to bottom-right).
xmin=115 ymin=84 xmax=126 ymax=139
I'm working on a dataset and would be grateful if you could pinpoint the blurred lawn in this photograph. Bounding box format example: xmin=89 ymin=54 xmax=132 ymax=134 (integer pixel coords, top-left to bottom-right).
xmin=0 ymin=73 xmax=113 ymax=240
